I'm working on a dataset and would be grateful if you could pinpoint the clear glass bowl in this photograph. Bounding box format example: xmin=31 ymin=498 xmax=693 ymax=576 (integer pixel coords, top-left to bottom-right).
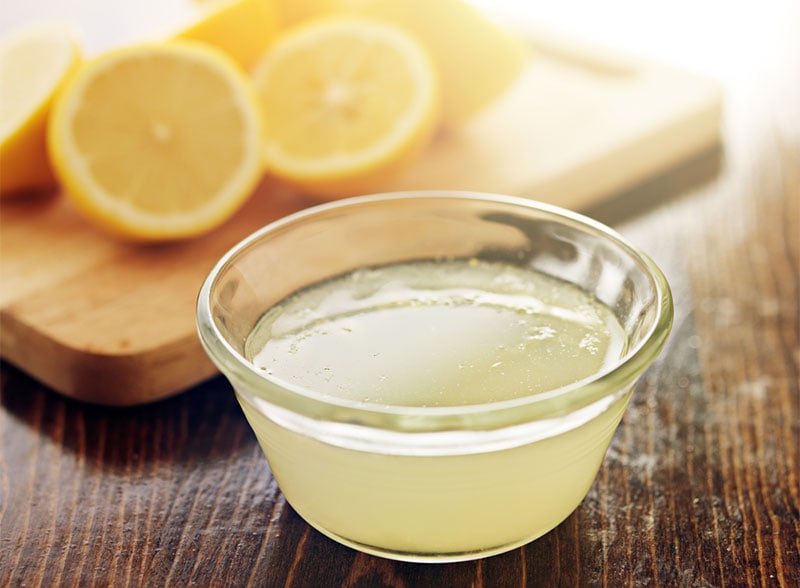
xmin=196 ymin=191 xmax=673 ymax=563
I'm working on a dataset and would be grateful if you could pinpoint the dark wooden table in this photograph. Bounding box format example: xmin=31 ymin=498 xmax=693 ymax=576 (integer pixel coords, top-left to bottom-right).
xmin=2 ymin=2 xmax=798 ymax=586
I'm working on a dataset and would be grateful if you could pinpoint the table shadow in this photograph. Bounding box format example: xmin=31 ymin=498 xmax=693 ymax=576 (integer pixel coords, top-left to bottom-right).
xmin=258 ymin=502 xmax=589 ymax=588
xmin=1 ymin=362 xmax=254 ymax=470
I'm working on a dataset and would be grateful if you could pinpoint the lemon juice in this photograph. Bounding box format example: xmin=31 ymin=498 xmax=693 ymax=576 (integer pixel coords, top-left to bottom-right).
xmin=240 ymin=258 xmax=631 ymax=560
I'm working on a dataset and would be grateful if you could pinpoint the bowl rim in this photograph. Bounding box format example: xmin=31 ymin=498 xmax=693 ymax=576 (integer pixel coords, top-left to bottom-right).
xmin=196 ymin=190 xmax=674 ymax=432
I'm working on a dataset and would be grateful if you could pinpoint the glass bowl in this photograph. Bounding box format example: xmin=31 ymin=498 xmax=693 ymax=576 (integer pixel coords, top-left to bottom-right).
xmin=196 ymin=191 xmax=673 ymax=563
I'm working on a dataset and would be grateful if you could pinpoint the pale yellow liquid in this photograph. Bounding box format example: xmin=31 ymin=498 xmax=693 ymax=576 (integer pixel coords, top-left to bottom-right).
xmin=240 ymin=259 xmax=631 ymax=561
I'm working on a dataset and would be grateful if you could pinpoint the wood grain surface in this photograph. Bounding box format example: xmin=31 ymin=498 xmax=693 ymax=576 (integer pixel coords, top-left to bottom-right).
xmin=1 ymin=0 xmax=798 ymax=586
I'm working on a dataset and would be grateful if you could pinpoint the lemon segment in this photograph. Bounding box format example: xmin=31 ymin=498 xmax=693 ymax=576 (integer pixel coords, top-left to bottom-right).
xmin=0 ymin=23 xmax=82 ymax=197
xmin=252 ymin=18 xmax=440 ymax=199
xmin=47 ymin=41 xmax=264 ymax=241
xmin=175 ymin=0 xmax=281 ymax=70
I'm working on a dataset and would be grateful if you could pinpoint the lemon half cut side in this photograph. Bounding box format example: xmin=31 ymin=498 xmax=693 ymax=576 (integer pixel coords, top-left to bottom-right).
xmin=47 ymin=41 xmax=264 ymax=241
xmin=252 ymin=17 xmax=440 ymax=200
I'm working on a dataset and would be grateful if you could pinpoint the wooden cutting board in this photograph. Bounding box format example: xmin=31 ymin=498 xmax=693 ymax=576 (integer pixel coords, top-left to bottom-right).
xmin=0 ymin=31 xmax=722 ymax=405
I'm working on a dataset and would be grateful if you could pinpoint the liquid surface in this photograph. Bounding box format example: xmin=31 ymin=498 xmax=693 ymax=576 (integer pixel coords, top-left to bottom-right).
xmin=245 ymin=259 xmax=627 ymax=407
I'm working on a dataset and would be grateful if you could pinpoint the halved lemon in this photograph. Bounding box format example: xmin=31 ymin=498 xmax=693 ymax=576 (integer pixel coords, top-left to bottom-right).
xmin=251 ymin=17 xmax=440 ymax=199
xmin=175 ymin=0 xmax=281 ymax=70
xmin=0 ymin=23 xmax=82 ymax=197
xmin=47 ymin=41 xmax=264 ymax=241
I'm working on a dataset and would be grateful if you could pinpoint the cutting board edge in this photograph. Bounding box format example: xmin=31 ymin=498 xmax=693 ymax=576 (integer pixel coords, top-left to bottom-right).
xmin=1 ymin=309 xmax=219 ymax=405
xmin=522 ymin=85 xmax=724 ymax=209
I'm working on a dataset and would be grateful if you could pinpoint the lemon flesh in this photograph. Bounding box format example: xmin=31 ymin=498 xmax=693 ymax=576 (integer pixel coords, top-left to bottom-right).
xmin=48 ymin=41 xmax=263 ymax=241
xmin=252 ymin=18 xmax=440 ymax=199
